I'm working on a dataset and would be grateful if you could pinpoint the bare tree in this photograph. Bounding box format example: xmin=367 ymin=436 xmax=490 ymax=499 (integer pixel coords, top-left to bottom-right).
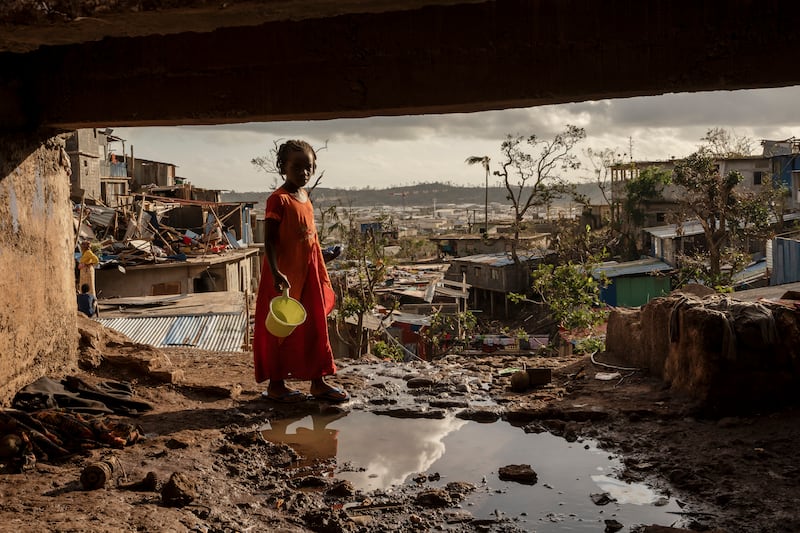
xmin=494 ymin=125 xmax=586 ymax=262
xmin=699 ymin=127 xmax=754 ymax=158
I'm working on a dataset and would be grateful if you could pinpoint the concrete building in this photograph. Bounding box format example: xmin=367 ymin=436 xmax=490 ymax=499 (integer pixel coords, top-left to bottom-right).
xmin=65 ymin=128 xmax=131 ymax=206
xmin=430 ymin=233 xmax=550 ymax=258
xmin=446 ymin=251 xmax=551 ymax=316
xmin=96 ymin=248 xmax=260 ymax=299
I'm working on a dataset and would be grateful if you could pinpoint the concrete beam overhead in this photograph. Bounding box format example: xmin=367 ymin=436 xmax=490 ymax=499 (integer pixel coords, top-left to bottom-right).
xmin=0 ymin=0 xmax=798 ymax=131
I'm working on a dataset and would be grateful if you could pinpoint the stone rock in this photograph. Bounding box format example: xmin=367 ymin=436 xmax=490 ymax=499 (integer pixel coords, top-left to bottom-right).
xmin=350 ymin=515 xmax=374 ymax=527
xmin=429 ymin=399 xmax=469 ymax=408
xmin=161 ymin=472 xmax=197 ymax=507
xmin=326 ymin=480 xmax=355 ymax=497
xmin=445 ymin=481 xmax=476 ymax=502
xmin=590 ymin=491 xmax=615 ymax=505
xmin=415 ymin=488 xmax=452 ymax=507
xmin=455 ymin=408 xmax=501 ymax=423
xmin=373 ymin=407 xmax=445 ymax=419
xmin=165 ymin=438 xmax=190 ymax=449
xmin=303 ymin=508 xmax=354 ymax=532
xmin=295 ymin=475 xmax=328 ymax=488
xmin=498 ymin=464 xmax=538 ymax=485
xmin=407 ymin=377 xmax=435 ymax=389
xmin=443 ymin=510 xmax=474 ymax=524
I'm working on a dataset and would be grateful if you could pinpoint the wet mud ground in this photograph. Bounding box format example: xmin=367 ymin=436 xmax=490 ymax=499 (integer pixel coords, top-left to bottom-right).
xmin=1 ymin=332 xmax=799 ymax=533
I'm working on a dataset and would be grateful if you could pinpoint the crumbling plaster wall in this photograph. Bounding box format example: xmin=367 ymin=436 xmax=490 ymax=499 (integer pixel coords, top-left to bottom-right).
xmin=606 ymin=293 xmax=800 ymax=409
xmin=0 ymin=133 xmax=77 ymax=404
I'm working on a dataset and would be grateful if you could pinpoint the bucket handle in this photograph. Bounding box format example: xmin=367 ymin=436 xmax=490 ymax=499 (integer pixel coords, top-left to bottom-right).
xmin=282 ymin=288 xmax=290 ymax=299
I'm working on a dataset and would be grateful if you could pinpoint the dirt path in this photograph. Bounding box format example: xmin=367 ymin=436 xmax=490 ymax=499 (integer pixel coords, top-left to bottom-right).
xmin=0 ymin=321 xmax=797 ymax=533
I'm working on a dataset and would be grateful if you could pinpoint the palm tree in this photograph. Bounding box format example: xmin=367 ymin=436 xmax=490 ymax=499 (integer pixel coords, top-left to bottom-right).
xmin=465 ymin=156 xmax=490 ymax=233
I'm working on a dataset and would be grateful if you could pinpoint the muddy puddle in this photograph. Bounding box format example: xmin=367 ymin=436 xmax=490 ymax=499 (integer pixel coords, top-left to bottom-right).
xmin=262 ymin=410 xmax=686 ymax=531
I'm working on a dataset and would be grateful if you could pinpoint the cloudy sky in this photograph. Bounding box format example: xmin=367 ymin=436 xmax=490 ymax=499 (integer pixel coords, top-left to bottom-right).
xmin=113 ymin=85 xmax=800 ymax=192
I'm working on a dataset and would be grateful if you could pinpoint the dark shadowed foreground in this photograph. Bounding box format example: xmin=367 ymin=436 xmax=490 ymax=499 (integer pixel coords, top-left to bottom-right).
xmin=0 ymin=315 xmax=796 ymax=533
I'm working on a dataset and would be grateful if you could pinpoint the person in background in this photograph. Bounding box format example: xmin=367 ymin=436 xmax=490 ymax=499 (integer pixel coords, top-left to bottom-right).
xmin=77 ymin=240 xmax=99 ymax=296
xmin=77 ymin=283 xmax=97 ymax=317
xmin=252 ymin=139 xmax=348 ymax=404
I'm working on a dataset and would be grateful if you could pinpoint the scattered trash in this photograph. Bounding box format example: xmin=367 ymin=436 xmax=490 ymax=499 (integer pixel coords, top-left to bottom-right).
xmin=526 ymin=368 xmax=552 ymax=386
xmin=595 ymin=372 xmax=622 ymax=381
xmin=0 ymin=434 xmax=22 ymax=459
xmin=81 ymin=456 xmax=122 ymax=490
xmin=120 ymin=471 xmax=158 ymax=492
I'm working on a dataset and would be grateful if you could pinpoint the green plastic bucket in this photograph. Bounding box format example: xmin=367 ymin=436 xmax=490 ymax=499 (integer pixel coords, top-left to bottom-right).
xmin=266 ymin=289 xmax=307 ymax=337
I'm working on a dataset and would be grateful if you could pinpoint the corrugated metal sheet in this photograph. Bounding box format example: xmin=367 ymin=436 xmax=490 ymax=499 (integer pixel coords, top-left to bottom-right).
xmin=97 ymin=313 xmax=246 ymax=352
xmin=733 ymin=259 xmax=768 ymax=288
xmin=592 ymin=258 xmax=673 ymax=278
xmin=644 ymin=221 xmax=706 ymax=239
xmin=86 ymin=205 xmax=117 ymax=228
xmin=434 ymin=285 xmax=468 ymax=298
xmin=646 ymin=213 xmax=800 ymax=240
xmin=771 ymin=237 xmax=800 ymax=285
xmin=453 ymin=251 xmax=549 ymax=267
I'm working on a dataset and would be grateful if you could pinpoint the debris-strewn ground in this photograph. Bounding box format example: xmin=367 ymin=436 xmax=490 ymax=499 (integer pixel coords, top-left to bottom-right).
xmin=0 ymin=316 xmax=798 ymax=533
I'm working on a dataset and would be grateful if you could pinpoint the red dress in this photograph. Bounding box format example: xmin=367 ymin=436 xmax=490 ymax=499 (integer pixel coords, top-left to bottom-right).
xmin=253 ymin=187 xmax=336 ymax=383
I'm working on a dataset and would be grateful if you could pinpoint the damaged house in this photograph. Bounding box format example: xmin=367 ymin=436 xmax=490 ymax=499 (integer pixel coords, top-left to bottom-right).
xmin=69 ymin=129 xmax=261 ymax=352
xmin=445 ymin=251 xmax=551 ymax=317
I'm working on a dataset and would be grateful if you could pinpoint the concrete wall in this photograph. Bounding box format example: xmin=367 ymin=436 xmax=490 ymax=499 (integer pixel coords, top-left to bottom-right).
xmin=96 ymin=250 xmax=258 ymax=298
xmin=0 ymin=133 xmax=77 ymax=404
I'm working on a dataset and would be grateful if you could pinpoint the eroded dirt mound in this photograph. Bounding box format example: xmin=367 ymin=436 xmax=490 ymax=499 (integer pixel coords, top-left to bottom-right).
xmin=76 ymin=312 xmax=177 ymax=383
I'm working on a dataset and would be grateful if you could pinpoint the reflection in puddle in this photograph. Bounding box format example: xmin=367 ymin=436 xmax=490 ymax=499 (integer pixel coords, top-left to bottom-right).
xmin=263 ymin=411 xmax=467 ymax=489
xmin=263 ymin=411 xmax=684 ymax=530
xmin=591 ymin=474 xmax=664 ymax=505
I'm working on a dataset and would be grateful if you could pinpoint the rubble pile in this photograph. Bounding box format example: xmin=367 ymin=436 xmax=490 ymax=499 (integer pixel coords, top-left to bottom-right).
xmin=74 ymin=197 xmax=248 ymax=268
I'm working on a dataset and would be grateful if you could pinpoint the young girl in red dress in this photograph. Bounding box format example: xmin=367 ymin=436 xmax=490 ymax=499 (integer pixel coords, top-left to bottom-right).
xmin=253 ymin=139 xmax=348 ymax=403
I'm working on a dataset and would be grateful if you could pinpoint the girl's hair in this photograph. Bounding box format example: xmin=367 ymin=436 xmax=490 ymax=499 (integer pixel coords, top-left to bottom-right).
xmin=276 ymin=139 xmax=316 ymax=175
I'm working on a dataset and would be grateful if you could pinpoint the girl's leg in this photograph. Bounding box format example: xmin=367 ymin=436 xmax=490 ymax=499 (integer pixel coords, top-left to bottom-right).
xmin=266 ymin=379 xmax=295 ymax=396
xmin=310 ymin=378 xmax=349 ymax=402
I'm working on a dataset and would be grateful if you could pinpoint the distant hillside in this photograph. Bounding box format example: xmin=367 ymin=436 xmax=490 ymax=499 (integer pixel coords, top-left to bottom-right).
xmin=222 ymin=182 xmax=606 ymax=210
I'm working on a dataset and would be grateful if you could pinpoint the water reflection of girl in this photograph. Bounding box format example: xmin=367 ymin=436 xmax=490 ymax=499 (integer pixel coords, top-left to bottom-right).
xmin=263 ymin=412 xmax=347 ymax=474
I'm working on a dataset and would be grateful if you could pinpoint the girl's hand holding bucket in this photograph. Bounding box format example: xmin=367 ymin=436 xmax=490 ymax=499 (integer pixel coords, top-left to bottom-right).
xmin=266 ymin=289 xmax=307 ymax=337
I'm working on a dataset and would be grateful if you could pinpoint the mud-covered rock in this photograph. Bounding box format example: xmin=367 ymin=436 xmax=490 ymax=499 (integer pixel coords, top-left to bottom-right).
xmin=303 ymin=508 xmax=355 ymax=533
xmin=445 ymin=481 xmax=476 ymax=502
xmin=498 ymin=464 xmax=537 ymax=485
xmin=455 ymin=408 xmax=501 ymax=423
xmin=326 ymin=480 xmax=355 ymax=497
xmin=406 ymin=377 xmax=435 ymax=389
xmin=415 ymin=488 xmax=452 ymax=507
xmin=161 ymin=472 xmax=197 ymax=507
xmin=373 ymin=407 xmax=446 ymax=419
